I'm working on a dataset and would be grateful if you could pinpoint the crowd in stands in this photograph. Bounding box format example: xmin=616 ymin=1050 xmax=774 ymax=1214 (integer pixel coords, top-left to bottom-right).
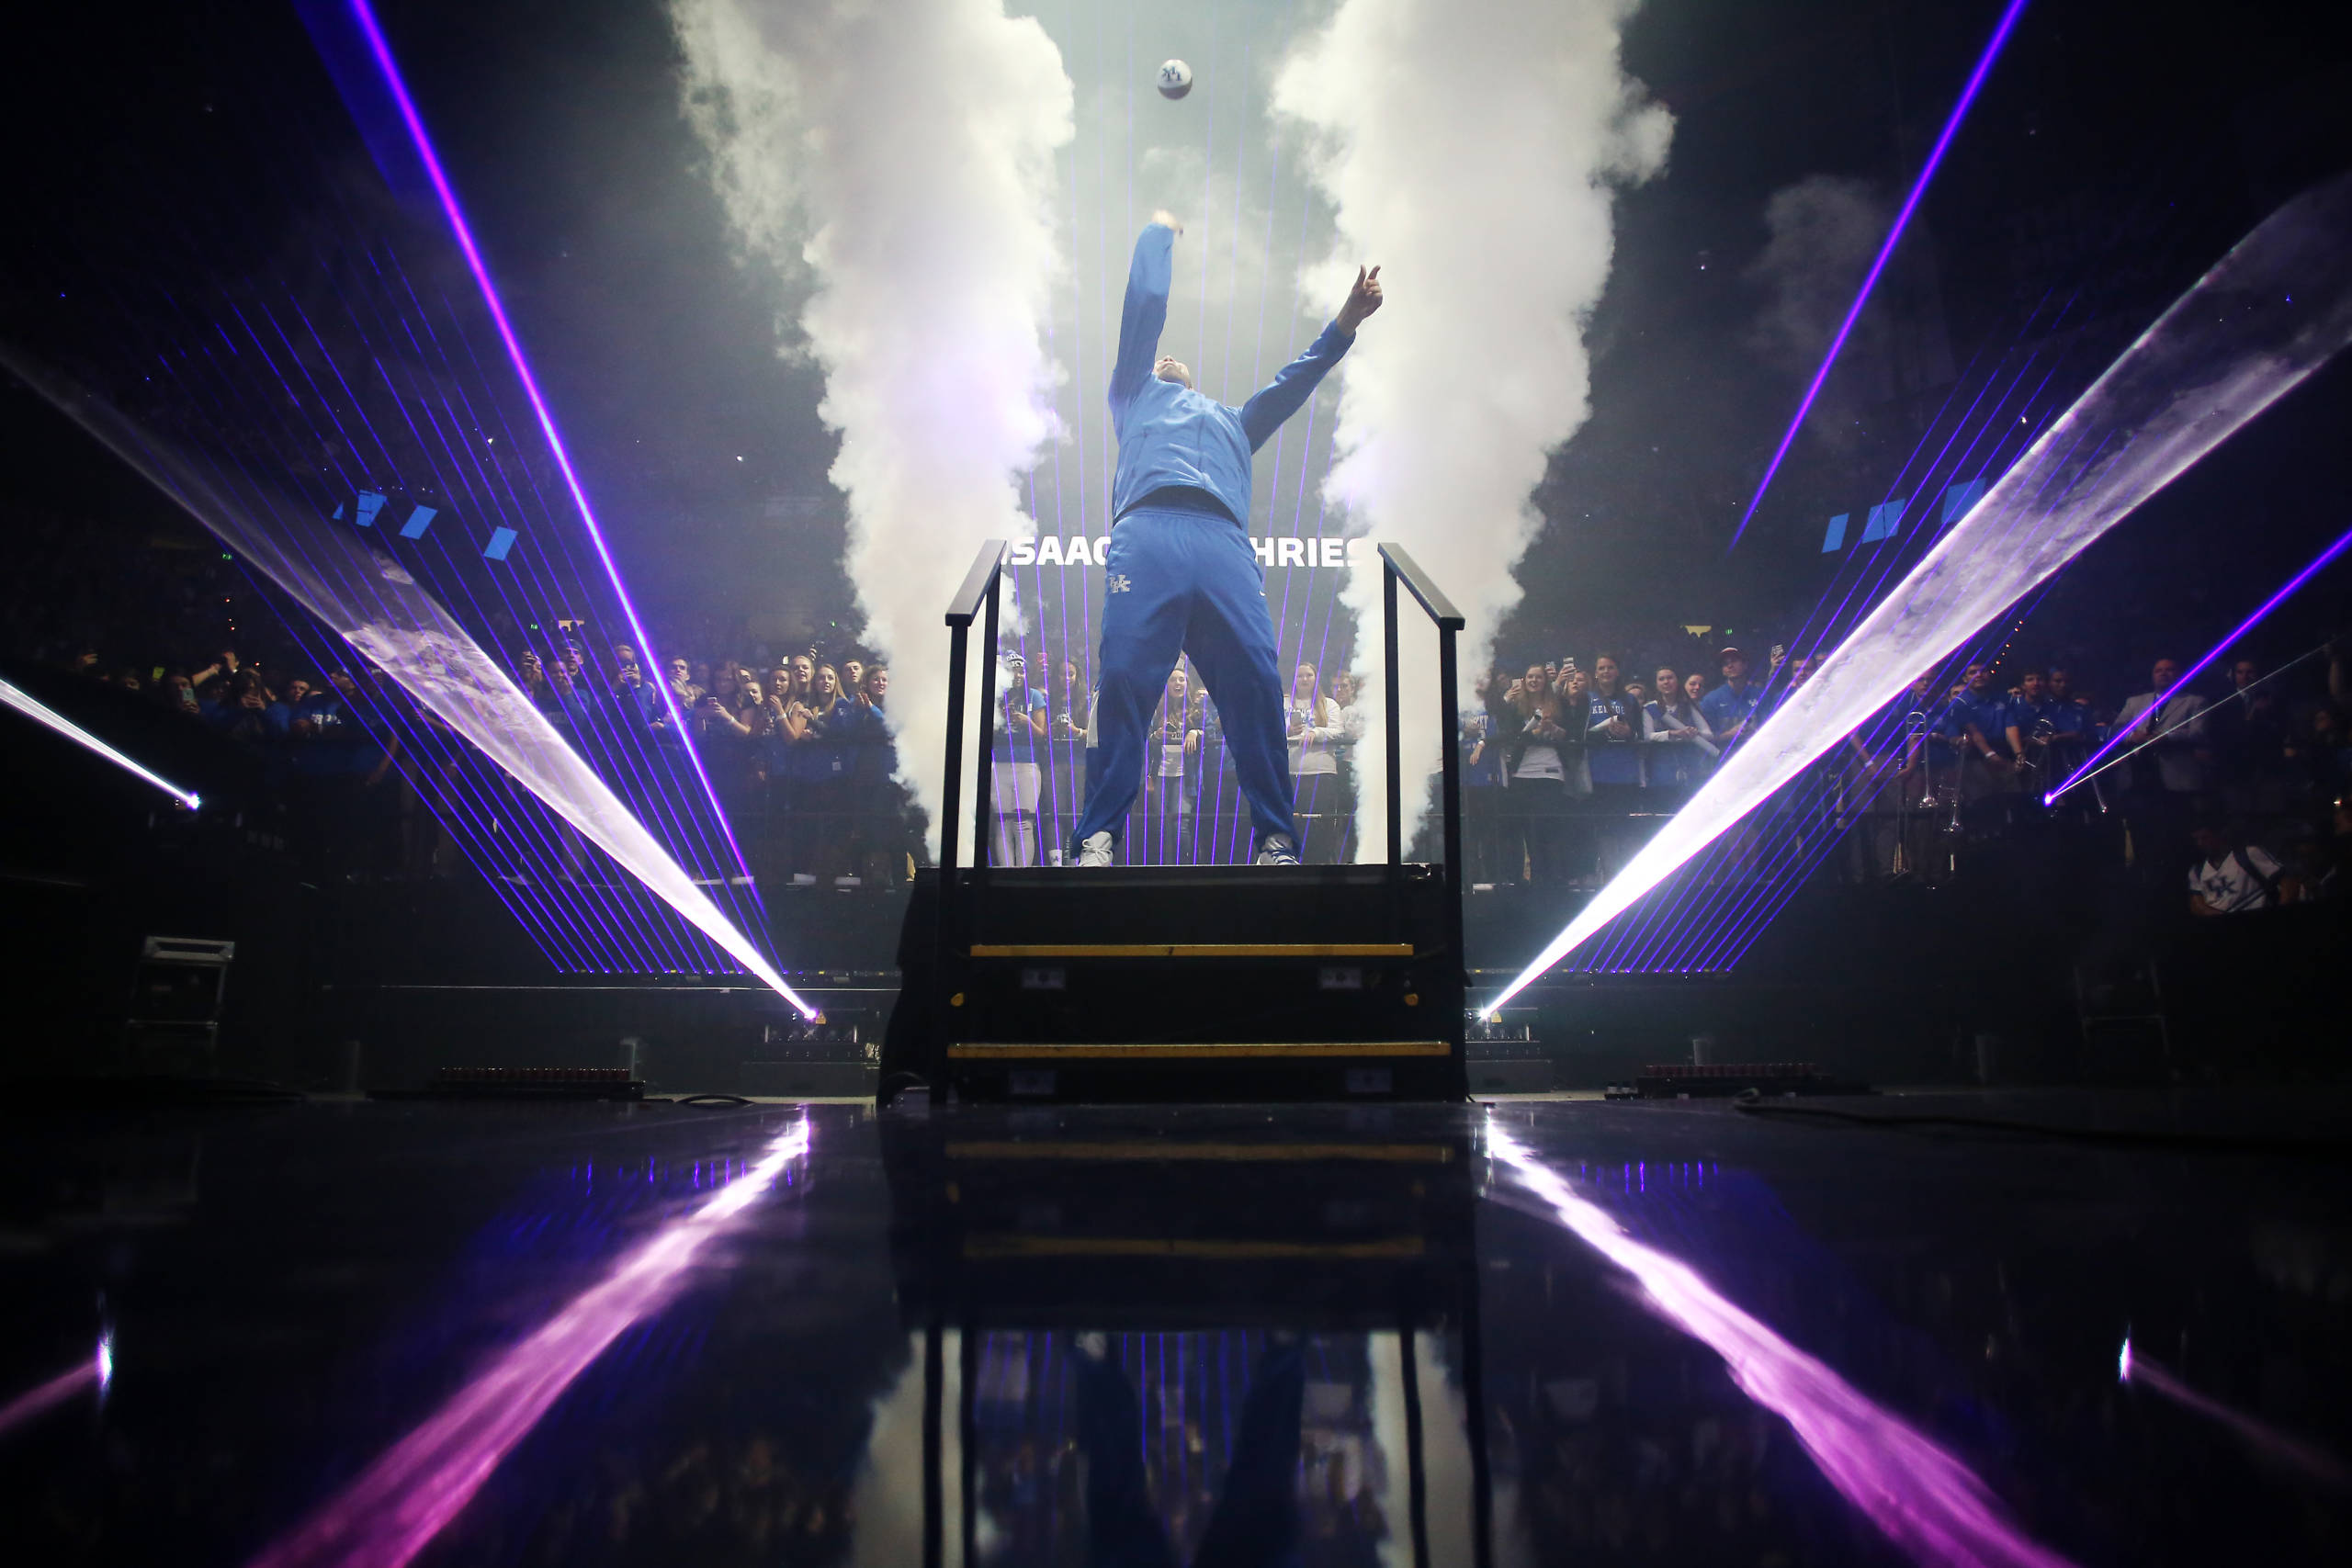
xmin=8 ymin=502 xmax=2346 ymax=915
xmin=1456 ymin=640 xmax=2352 ymax=917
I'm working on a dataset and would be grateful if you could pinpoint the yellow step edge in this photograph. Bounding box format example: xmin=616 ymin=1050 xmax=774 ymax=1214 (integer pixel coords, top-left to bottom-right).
xmin=968 ymin=942 xmax=1415 ymax=959
xmin=946 ymin=1040 xmax=1451 ymax=1059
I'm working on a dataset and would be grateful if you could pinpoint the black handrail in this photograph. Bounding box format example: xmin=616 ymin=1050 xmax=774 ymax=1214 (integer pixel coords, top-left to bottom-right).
xmin=1377 ymin=544 xmax=1466 ymax=999
xmin=1383 ymin=544 xmax=1466 ymax=632
xmin=923 ymin=536 xmax=1465 ymax=1092
xmin=937 ymin=539 xmax=1007 ymax=1056
xmin=937 ymin=539 xmax=1008 ymax=885
xmin=944 ymin=545 xmax=1006 ymax=630
xmin=941 ymin=538 xmax=1460 ymax=948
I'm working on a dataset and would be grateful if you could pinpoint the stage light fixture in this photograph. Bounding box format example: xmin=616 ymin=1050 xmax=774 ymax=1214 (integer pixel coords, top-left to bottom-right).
xmin=1943 ymin=478 xmax=1987 ymax=524
xmin=1727 ymin=0 xmax=2031 ymax=552
xmin=0 ymin=677 xmax=202 ymax=811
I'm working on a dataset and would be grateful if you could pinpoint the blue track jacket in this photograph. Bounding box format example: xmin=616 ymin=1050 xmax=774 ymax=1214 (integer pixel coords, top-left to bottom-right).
xmin=1109 ymin=222 xmax=1352 ymax=526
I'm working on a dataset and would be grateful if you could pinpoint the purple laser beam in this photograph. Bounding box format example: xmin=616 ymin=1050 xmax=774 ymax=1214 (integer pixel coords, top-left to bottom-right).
xmin=143 ymin=288 xmax=626 ymax=971
xmin=2047 ymin=518 xmax=2352 ymax=803
xmin=1726 ymin=0 xmax=2031 ymax=553
xmin=343 ymin=0 xmax=764 ymax=909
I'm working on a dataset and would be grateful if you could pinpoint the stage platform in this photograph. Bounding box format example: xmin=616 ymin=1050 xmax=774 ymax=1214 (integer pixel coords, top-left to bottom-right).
xmin=884 ymin=863 xmax=1467 ymax=1103
xmin=4 ymin=1087 xmax=2347 ymax=1565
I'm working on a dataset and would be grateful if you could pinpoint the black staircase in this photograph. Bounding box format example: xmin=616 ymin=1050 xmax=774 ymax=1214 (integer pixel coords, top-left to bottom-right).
xmin=880 ymin=539 xmax=1468 ymax=1103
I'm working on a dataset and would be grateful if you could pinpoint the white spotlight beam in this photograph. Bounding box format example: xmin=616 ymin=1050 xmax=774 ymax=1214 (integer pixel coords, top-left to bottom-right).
xmin=1 ymin=676 xmax=203 ymax=811
xmin=1487 ymin=175 xmax=2352 ymax=1015
xmin=4 ymin=350 xmax=818 ymax=1018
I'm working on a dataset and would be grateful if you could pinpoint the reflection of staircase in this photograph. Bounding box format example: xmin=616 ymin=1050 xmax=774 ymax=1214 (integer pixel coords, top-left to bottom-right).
xmin=880 ymin=539 xmax=1470 ymax=1105
xmin=885 ymin=863 xmax=1464 ymax=1101
xmin=881 ymin=1105 xmax=1480 ymax=1322
xmin=2074 ymin=951 xmax=2171 ymax=1081
xmin=875 ymin=1108 xmax=1494 ymax=1564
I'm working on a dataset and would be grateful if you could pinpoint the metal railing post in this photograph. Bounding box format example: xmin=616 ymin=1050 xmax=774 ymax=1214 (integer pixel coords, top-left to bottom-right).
xmin=974 ymin=574 xmax=1001 ymax=875
xmin=1462 ymin=1222 xmax=1495 ymax=1567
xmin=1399 ymin=1324 xmax=1432 ymax=1568
xmin=921 ymin=1321 xmax=944 ymax=1568
xmin=939 ymin=622 xmax=968 ymax=883
xmin=933 ymin=617 xmax=968 ymax=1077
xmin=1375 ymin=544 xmax=1469 ymax=1085
xmin=1439 ymin=620 xmax=1464 ymax=968
xmin=935 ymin=541 xmax=1007 ymax=1077
xmin=1384 ymin=563 xmax=1403 ymax=866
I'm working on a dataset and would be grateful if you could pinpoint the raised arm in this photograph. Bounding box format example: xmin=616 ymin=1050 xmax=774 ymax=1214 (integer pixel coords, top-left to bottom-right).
xmin=1110 ymin=218 xmax=1178 ymax=415
xmin=1239 ymin=265 xmax=1382 ymax=450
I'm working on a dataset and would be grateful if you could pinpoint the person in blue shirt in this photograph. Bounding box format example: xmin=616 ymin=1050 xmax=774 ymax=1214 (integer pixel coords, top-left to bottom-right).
xmin=1071 ymin=211 xmax=1384 ymax=868
xmin=1584 ymin=654 xmax=1643 ymax=788
xmin=1463 ymin=669 xmax=1513 ymax=884
xmin=989 ymin=653 xmax=1053 ymax=866
xmin=2003 ymin=667 xmax=2064 ymax=790
xmin=1583 ymin=654 xmax=1644 ymax=873
xmin=1946 ymin=661 xmax=2018 ymax=797
xmin=2041 ymin=665 xmax=2098 ymax=778
xmin=263 ymin=674 xmax=311 ymax=739
xmin=1698 ymin=646 xmax=1759 ymax=746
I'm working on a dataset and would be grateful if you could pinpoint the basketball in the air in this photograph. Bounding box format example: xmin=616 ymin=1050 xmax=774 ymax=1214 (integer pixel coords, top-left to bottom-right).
xmin=1157 ymin=59 xmax=1193 ymax=99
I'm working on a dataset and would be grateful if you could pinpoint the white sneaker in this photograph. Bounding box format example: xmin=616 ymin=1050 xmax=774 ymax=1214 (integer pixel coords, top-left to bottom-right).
xmin=1254 ymin=833 xmax=1301 ymax=866
xmin=1075 ymin=831 xmax=1115 ymax=868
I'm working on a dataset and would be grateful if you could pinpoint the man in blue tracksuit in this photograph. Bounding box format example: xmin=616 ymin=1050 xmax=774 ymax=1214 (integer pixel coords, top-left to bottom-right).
xmin=1073 ymin=209 xmax=1384 ymax=866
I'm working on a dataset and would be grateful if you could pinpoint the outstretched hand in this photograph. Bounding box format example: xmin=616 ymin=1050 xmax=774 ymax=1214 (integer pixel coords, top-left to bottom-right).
xmin=1337 ymin=265 xmax=1383 ymax=332
xmin=1151 ymin=209 xmax=1183 ymax=235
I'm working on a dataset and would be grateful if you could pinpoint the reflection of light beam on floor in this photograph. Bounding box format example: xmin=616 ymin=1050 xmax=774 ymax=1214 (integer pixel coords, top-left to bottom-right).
xmin=1487 ymin=1121 xmax=2078 ymax=1568
xmin=1484 ymin=174 xmax=2352 ymax=1016
xmin=2047 ymin=520 xmax=2352 ymax=803
xmin=1 ymin=677 xmax=202 ymax=811
xmin=2120 ymin=1337 xmax=2350 ymax=1491
xmin=0 ymin=1346 xmax=104 ymax=1441
xmin=1727 ymin=0 xmax=2031 ymax=553
xmin=245 ymin=1118 xmax=810 ymax=1568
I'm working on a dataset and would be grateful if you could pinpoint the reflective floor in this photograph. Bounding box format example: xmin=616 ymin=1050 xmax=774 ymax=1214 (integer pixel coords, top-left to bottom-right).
xmin=3 ymin=1089 xmax=2348 ymax=1566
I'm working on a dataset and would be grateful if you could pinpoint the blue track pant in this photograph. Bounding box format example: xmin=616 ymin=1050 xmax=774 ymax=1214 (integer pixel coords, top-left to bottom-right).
xmin=1075 ymin=507 xmax=1295 ymax=850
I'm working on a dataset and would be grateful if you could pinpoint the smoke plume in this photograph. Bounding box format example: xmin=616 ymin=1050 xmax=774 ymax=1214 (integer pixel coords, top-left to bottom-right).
xmin=1746 ymin=174 xmax=1891 ymax=449
xmin=672 ymin=0 xmax=1072 ymax=849
xmin=1273 ymin=0 xmax=1671 ymax=858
